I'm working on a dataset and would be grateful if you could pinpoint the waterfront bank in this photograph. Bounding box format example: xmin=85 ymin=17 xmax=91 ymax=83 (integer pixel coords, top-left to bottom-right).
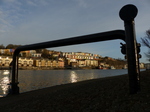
xmin=1 ymin=66 xmax=100 ymax=70
xmin=0 ymin=70 xmax=150 ymax=112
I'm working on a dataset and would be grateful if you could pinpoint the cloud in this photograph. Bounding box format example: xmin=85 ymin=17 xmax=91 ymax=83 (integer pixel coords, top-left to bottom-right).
xmin=76 ymin=0 xmax=88 ymax=8
xmin=0 ymin=0 xmax=149 ymax=62
xmin=26 ymin=0 xmax=49 ymax=7
xmin=0 ymin=0 xmax=23 ymax=30
xmin=3 ymin=0 xmax=16 ymax=3
xmin=27 ymin=0 xmax=37 ymax=6
xmin=0 ymin=0 xmax=50 ymax=32
xmin=38 ymin=0 xmax=49 ymax=6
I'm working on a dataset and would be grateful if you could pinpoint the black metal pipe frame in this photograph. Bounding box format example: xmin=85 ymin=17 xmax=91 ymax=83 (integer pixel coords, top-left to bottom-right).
xmin=9 ymin=4 xmax=140 ymax=95
xmin=10 ymin=30 xmax=125 ymax=94
xmin=119 ymin=4 xmax=140 ymax=94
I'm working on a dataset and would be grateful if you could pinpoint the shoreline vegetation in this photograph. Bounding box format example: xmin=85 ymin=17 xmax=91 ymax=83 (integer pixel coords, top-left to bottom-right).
xmin=0 ymin=70 xmax=150 ymax=111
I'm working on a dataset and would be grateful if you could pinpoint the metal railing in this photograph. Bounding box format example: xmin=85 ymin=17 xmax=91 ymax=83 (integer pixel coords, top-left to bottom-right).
xmin=8 ymin=4 xmax=141 ymax=95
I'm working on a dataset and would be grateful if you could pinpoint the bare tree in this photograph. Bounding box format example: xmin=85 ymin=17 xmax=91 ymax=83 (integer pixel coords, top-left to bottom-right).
xmin=141 ymin=29 xmax=150 ymax=60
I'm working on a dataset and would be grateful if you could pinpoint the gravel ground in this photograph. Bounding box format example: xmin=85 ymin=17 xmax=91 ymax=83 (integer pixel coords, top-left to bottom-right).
xmin=0 ymin=70 xmax=150 ymax=112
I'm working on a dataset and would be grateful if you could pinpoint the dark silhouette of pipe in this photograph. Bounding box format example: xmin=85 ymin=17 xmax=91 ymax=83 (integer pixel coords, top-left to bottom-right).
xmin=119 ymin=4 xmax=140 ymax=94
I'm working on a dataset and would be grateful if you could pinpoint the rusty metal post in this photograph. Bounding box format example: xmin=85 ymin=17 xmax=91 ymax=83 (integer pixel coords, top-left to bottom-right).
xmin=119 ymin=4 xmax=140 ymax=94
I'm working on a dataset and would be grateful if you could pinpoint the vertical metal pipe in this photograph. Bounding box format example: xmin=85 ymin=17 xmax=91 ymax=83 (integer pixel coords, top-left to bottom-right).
xmin=119 ymin=4 xmax=140 ymax=94
xmin=9 ymin=51 xmax=19 ymax=95
xmin=124 ymin=21 xmax=140 ymax=94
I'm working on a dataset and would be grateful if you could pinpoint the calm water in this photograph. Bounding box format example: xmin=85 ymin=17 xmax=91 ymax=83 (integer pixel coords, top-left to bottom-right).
xmin=0 ymin=69 xmax=129 ymax=97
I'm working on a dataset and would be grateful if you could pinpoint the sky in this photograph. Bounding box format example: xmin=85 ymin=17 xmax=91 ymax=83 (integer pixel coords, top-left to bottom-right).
xmin=0 ymin=0 xmax=150 ymax=63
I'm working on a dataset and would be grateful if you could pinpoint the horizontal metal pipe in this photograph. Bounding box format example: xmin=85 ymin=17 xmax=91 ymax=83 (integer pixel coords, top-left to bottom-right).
xmin=14 ymin=30 xmax=125 ymax=54
xmin=10 ymin=29 xmax=125 ymax=95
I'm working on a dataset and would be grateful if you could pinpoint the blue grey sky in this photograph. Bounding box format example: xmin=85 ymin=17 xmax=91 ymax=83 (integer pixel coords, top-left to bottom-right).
xmin=0 ymin=0 xmax=150 ymax=63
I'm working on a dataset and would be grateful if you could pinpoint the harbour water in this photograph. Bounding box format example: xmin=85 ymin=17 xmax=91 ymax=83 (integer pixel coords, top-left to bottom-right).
xmin=0 ymin=69 xmax=129 ymax=97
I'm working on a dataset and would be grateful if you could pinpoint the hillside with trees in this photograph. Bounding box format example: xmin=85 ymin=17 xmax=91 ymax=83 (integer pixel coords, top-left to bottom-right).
xmin=99 ymin=57 xmax=126 ymax=69
xmin=0 ymin=44 xmax=127 ymax=69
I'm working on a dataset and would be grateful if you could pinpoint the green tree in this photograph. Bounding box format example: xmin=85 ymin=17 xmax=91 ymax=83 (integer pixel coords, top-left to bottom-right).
xmin=41 ymin=49 xmax=50 ymax=58
xmin=35 ymin=49 xmax=43 ymax=53
xmin=35 ymin=48 xmax=50 ymax=58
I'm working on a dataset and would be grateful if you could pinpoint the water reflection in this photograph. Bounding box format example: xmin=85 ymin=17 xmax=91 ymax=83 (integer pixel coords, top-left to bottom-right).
xmin=70 ymin=71 xmax=78 ymax=83
xmin=0 ymin=70 xmax=10 ymax=97
xmin=16 ymin=69 xmax=128 ymax=94
xmin=3 ymin=70 xmax=10 ymax=75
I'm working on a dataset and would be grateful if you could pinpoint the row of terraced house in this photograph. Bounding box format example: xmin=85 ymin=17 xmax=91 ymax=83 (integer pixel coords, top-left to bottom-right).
xmin=0 ymin=49 xmax=102 ymax=69
xmin=62 ymin=52 xmax=101 ymax=68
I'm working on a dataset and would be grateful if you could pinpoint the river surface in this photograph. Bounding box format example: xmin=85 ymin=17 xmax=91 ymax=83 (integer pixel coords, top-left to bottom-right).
xmin=0 ymin=69 xmax=130 ymax=97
